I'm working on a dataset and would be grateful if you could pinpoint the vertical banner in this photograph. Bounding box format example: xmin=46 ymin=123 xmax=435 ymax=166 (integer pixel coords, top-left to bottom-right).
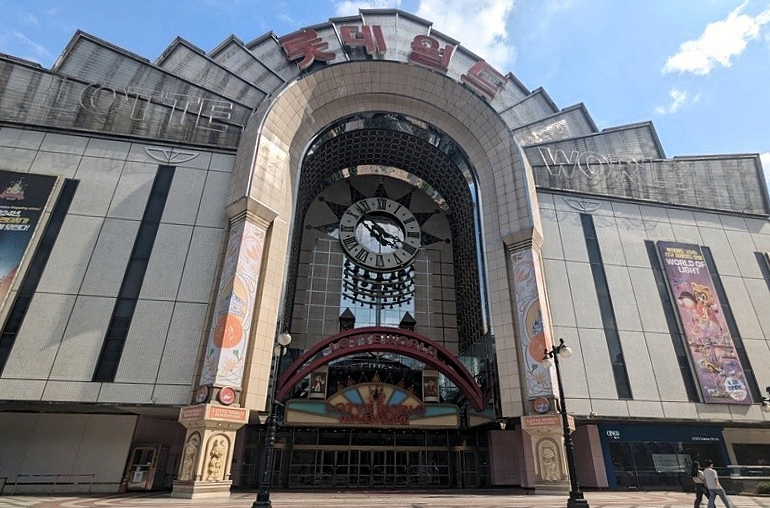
xmin=199 ymin=219 xmax=266 ymax=388
xmin=510 ymin=249 xmax=558 ymax=399
xmin=0 ymin=170 xmax=57 ymax=307
xmin=657 ymin=241 xmax=751 ymax=404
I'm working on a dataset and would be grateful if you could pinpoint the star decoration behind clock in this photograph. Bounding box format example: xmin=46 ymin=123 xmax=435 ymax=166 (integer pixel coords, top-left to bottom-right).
xmin=339 ymin=197 xmax=421 ymax=271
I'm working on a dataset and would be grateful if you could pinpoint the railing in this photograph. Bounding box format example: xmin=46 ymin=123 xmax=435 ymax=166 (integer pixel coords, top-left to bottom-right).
xmin=9 ymin=473 xmax=96 ymax=495
xmin=721 ymin=465 xmax=770 ymax=494
xmin=724 ymin=464 xmax=770 ymax=479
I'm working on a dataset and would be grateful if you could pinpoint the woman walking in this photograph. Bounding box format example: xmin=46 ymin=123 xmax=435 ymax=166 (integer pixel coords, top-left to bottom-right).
xmin=691 ymin=461 xmax=708 ymax=508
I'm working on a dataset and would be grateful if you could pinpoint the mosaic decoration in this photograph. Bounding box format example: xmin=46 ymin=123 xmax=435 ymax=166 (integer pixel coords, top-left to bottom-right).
xmin=200 ymin=220 xmax=266 ymax=388
xmin=510 ymin=249 xmax=557 ymax=399
xmin=657 ymin=241 xmax=751 ymax=404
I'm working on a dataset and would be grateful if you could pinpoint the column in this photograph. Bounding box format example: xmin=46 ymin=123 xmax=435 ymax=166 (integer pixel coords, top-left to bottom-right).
xmin=505 ymin=235 xmax=569 ymax=491
xmin=172 ymin=198 xmax=277 ymax=499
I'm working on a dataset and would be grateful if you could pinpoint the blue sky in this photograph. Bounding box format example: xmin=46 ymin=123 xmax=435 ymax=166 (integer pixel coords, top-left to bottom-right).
xmin=1 ymin=0 xmax=770 ymax=180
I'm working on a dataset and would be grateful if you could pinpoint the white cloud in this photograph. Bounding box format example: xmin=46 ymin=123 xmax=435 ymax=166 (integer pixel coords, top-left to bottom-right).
xmin=0 ymin=31 xmax=51 ymax=62
xmin=654 ymin=88 xmax=701 ymax=115
xmin=20 ymin=12 xmax=38 ymax=26
xmin=416 ymin=0 xmax=516 ymax=70
xmin=334 ymin=0 xmax=516 ymax=71
xmin=662 ymin=2 xmax=770 ymax=76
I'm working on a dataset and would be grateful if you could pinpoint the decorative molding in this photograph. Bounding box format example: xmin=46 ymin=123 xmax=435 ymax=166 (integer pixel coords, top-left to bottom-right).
xmin=563 ymin=197 xmax=601 ymax=213
xmin=144 ymin=147 xmax=200 ymax=165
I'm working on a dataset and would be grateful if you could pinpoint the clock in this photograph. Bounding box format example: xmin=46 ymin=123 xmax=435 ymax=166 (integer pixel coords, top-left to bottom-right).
xmin=339 ymin=197 xmax=421 ymax=270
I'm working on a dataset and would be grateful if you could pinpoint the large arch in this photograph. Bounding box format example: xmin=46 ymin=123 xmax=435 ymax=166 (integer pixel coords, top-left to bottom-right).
xmin=276 ymin=327 xmax=486 ymax=411
xmin=233 ymin=60 xmax=539 ymax=416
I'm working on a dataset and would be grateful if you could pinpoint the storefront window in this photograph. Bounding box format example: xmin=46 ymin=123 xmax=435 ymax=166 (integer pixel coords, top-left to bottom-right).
xmin=733 ymin=443 xmax=770 ymax=466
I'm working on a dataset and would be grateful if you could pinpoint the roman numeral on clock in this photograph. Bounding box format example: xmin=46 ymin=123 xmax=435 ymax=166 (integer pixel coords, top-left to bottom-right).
xmin=355 ymin=249 xmax=370 ymax=263
xmin=343 ymin=236 xmax=358 ymax=249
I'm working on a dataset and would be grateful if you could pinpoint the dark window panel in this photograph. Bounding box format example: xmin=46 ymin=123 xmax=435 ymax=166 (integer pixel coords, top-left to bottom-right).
xmin=701 ymin=247 xmax=761 ymax=403
xmin=580 ymin=213 xmax=633 ymax=399
xmin=0 ymin=180 xmax=78 ymax=375
xmin=644 ymin=241 xmax=700 ymax=402
xmin=93 ymin=166 xmax=175 ymax=382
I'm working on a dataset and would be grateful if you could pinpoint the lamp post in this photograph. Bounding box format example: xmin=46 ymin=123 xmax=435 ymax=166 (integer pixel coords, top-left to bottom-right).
xmin=761 ymin=386 xmax=770 ymax=413
xmin=253 ymin=331 xmax=292 ymax=508
xmin=542 ymin=338 xmax=590 ymax=508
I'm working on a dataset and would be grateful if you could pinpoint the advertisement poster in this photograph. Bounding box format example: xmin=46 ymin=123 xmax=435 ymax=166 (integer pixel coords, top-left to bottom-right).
xmin=657 ymin=241 xmax=751 ymax=404
xmin=0 ymin=170 xmax=57 ymax=306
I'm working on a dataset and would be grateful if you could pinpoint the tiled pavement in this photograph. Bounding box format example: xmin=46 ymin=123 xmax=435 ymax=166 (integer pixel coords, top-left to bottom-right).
xmin=0 ymin=490 xmax=769 ymax=508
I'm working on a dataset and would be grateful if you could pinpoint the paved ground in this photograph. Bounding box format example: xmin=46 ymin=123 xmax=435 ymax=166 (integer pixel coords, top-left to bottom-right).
xmin=0 ymin=490 xmax=769 ymax=508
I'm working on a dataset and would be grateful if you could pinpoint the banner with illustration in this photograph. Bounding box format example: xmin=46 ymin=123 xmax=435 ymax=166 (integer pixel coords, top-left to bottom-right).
xmin=0 ymin=170 xmax=57 ymax=308
xmin=657 ymin=241 xmax=751 ymax=404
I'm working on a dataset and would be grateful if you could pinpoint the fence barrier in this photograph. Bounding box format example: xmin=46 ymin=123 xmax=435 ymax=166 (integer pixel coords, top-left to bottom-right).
xmin=9 ymin=473 xmax=95 ymax=495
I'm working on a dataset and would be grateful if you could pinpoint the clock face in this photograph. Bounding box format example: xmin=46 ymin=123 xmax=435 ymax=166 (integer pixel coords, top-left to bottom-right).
xmin=340 ymin=197 xmax=421 ymax=270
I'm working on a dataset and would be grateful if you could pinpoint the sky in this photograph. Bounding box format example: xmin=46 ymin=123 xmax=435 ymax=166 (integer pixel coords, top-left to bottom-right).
xmin=1 ymin=0 xmax=770 ymax=181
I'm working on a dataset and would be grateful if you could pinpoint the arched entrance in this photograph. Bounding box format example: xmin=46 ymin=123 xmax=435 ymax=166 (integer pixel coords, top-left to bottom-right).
xmin=241 ymin=327 xmax=492 ymax=488
xmin=230 ymin=47 xmax=543 ymax=490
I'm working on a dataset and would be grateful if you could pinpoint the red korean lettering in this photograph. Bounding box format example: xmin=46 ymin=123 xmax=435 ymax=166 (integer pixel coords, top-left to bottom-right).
xmin=461 ymin=60 xmax=507 ymax=100
xmin=279 ymin=30 xmax=336 ymax=70
xmin=340 ymin=25 xmax=387 ymax=56
xmin=409 ymin=35 xmax=453 ymax=73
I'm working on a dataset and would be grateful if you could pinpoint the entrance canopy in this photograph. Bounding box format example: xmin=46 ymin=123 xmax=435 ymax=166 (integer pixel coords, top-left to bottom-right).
xmin=276 ymin=327 xmax=487 ymax=411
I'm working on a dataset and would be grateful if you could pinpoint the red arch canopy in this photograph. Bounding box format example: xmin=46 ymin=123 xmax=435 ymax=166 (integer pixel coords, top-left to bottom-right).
xmin=276 ymin=327 xmax=487 ymax=411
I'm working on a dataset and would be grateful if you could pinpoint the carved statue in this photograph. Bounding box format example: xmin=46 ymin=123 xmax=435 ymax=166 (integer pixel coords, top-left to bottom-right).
xmin=179 ymin=433 xmax=200 ymax=481
xmin=205 ymin=437 xmax=228 ymax=481
xmin=539 ymin=442 xmax=560 ymax=481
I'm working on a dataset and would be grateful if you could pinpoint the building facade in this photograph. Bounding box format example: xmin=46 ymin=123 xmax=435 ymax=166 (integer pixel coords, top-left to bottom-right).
xmin=0 ymin=9 xmax=768 ymax=496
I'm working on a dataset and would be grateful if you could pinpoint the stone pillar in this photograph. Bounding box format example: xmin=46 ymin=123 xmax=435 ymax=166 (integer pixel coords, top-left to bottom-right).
xmin=505 ymin=233 xmax=573 ymax=492
xmin=171 ymin=405 xmax=248 ymax=498
xmin=172 ymin=198 xmax=278 ymax=499
xmin=504 ymin=235 xmax=558 ymax=406
xmin=198 ymin=201 xmax=276 ymax=393
xmin=521 ymin=414 xmax=573 ymax=493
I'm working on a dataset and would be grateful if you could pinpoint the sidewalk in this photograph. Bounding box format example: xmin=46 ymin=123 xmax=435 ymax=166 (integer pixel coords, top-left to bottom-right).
xmin=0 ymin=490 xmax=769 ymax=508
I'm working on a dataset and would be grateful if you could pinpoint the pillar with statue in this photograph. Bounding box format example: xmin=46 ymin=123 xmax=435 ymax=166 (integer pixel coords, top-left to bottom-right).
xmin=171 ymin=197 xmax=277 ymax=499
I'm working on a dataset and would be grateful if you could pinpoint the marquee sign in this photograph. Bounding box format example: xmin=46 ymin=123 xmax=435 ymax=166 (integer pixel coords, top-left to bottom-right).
xmin=276 ymin=12 xmax=513 ymax=104
xmin=284 ymin=382 xmax=460 ymax=428
xmin=276 ymin=327 xmax=486 ymax=411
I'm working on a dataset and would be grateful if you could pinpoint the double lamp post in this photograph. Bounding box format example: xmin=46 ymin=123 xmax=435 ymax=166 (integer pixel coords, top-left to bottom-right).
xmin=542 ymin=338 xmax=590 ymax=508
xmin=253 ymin=331 xmax=292 ymax=508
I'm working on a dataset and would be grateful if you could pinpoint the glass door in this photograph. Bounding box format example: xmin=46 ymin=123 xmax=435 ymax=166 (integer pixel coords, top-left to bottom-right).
xmin=358 ymin=450 xmax=372 ymax=487
xmin=462 ymin=451 xmax=478 ymax=487
xmin=372 ymin=450 xmax=386 ymax=487
xmin=334 ymin=450 xmax=349 ymax=487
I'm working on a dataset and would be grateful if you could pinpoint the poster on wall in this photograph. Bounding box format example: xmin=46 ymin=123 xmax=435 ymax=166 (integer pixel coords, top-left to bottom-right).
xmin=657 ymin=241 xmax=751 ymax=405
xmin=0 ymin=170 xmax=57 ymax=307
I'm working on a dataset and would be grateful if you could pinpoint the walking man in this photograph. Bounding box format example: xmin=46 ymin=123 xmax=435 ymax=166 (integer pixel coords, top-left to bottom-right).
xmin=703 ymin=460 xmax=733 ymax=508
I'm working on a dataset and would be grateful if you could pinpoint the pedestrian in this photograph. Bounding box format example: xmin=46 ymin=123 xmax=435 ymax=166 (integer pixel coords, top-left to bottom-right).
xmin=702 ymin=460 xmax=733 ymax=508
xmin=691 ymin=460 xmax=708 ymax=508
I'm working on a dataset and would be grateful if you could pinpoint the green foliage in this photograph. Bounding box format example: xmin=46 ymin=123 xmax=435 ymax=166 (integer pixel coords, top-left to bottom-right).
xmin=757 ymin=481 xmax=770 ymax=495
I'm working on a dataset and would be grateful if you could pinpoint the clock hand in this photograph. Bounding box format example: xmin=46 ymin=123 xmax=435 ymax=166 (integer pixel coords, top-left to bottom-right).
xmin=368 ymin=220 xmax=404 ymax=248
xmin=361 ymin=219 xmax=386 ymax=245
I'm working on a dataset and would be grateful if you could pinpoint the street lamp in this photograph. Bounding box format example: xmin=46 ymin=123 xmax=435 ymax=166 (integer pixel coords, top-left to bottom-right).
xmin=253 ymin=331 xmax=292 ymax=508
xmin=542 ymin=338 xmax=590 ymax=508
xmin=761 ymin=386 xmax=770 ymax=413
